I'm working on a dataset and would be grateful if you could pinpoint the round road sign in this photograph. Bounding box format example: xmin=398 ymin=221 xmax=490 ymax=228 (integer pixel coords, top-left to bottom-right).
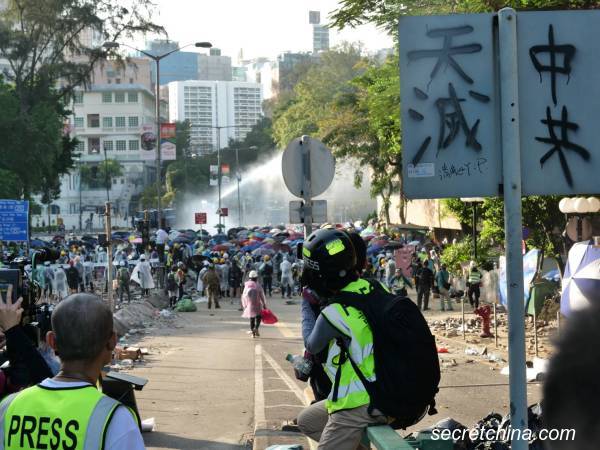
xmin=281 ymin=136 xmax=335 ymax=198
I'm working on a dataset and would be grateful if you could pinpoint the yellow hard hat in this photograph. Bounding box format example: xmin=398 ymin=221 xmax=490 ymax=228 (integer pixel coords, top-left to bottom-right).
xmin=264 ymin=255 xmax=270 ymax=261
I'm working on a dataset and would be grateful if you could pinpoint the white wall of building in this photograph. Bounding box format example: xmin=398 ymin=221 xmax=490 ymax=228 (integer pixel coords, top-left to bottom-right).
xmin=168 ymin=80 xmax=263 ymax=154
xmin=33 ymin=84 xmax=157 ymax=230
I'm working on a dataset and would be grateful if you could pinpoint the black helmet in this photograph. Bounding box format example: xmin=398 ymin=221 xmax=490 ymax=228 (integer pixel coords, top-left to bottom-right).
xmin=302 ymin=228 xmax=357 ymax=297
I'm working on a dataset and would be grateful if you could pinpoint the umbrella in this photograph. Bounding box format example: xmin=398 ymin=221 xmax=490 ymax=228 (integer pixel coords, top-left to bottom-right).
xmin=212 ymin=234 xmax=229 ymax=244
xmin=212 ymin=244 xmax=230 ymax=252
xmin=240 ymin=243 xmax=262 ymax=253
xmin=561 ymin=242 xmax=600 ymax=316
xmin=253 ymin=247 xmax=275 ymax=257
xmin=29 ymin=239 xmax=47 ymax=248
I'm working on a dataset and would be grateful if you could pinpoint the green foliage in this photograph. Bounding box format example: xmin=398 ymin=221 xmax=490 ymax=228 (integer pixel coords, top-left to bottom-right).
xmin=0 ymin=0 xmax=162 ymax=200
xmin=330 ymin=0 xmax=600 ymax=36
xmin=80 ymin=159 xmax=123 ymax=190
xmin=444 ymin=196 xmax=566 ymax=263
xmin=440 ymin=237 xmax=499 ymax=272
xmin=271 ymin=45 xmax=405 ymax=224
xmin=161 ymin=118 xmax=277 ymax=207
xmin=272 ymin=44 xmax=367 ymax=148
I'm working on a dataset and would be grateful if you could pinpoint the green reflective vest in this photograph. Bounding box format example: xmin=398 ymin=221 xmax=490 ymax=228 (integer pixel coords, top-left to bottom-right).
xmin=0 ymin=384 xmax=129 ymax=450
xmin=469 ymin=270 xmax=482 ymax=285
xmin=321 ymin=279 xmax=376 ymax=414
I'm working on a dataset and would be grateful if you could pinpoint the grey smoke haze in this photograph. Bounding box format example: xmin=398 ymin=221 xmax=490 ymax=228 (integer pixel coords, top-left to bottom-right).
xmin=175 ymin=152 xmax=376 ymax=231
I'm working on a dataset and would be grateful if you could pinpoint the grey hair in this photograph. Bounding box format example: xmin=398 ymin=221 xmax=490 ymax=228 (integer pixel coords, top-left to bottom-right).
xmin=52 ymin=294 xmax=113 ymax=362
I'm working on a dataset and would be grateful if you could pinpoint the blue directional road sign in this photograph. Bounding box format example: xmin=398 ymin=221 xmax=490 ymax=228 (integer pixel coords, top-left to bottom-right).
xmin=0 ymin=200 xmax=29 ymax=242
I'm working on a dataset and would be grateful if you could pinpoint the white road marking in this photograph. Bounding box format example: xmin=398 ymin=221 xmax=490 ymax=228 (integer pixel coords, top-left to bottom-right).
xmin=254 ymin=344 xmax=266 ymax=424
xmin=264 ymin=389 xmax=296 ymax=393
xmin=262 ymin=349 xmax=307 ymax=406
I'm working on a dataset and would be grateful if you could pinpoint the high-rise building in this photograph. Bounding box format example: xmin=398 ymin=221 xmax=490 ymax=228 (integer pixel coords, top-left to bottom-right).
xmin=198 ymin=48 xmax=232 ymax=82
xmin=144 ymin=40 xmax=232 ymax=85
xmin=309 ymin=11 xmax=330 ymax=53
xmin=37 ymin=83 xmax=158 ymax=229
xmin=168 ymin=80 xmax=263 ymax=155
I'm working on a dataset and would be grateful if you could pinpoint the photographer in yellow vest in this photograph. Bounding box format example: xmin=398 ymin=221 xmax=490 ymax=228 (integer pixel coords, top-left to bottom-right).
xmin=0 ymin=293 xmax=144 ymax=450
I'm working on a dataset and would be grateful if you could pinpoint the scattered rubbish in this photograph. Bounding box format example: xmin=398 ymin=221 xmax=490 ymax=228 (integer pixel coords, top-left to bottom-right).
xmin=115 ymin=347 xmax=142 ymax=361
xmin=441 ymin=358 xmax=458 ymax=367
xmin=119 ymin=359 xmax=133 ymax=368
xmin=437 ymin=347 xmax=449 ymax=353
xmin=488 ymin=353 xmax=505 ymax=363
xmin=265 ymin=446 xmax=303 ymax=450
xmin=465 ymin=347 xmax=479 ymax=356
xmin=159 ymin=309 xmax=173 ymax=318
xmin=500 ymin=357 xmax=547 ymax=381
xmin=141 ymin=417 xmax=155 ymax=433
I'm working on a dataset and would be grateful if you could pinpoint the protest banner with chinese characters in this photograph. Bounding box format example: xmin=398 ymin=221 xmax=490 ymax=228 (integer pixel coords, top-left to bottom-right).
xmin=399 ymin=14 xmax=501 ymax=199
xmin=517 ymin=11 xmax=600 ymax=195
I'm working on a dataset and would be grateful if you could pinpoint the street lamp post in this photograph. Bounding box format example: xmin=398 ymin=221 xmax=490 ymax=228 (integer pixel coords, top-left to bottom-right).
xmin=461 ymin=197 xmax=485 ymax=261
xmin=103 ymin=40 xmax=212 ymax=228
xmin=75 ymin=157 xmax=83 ymax=232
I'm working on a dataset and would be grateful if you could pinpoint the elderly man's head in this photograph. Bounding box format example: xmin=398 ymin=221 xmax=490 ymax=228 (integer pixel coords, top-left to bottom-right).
xmin=49 ymin=294 xmax=115 ymax=364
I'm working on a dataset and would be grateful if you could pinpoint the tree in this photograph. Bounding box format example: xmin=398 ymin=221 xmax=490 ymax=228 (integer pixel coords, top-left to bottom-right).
xmin=162 ymin=118 xmax=277 ymax=207
xmin=271 ymin=44 xmax=367 ymax=148
xmin=330 ymin=0 xmax=600 ymax=36
xmin=0 ymin=0 xmax=163 ymax=200
xmin=80 ymin=159 xmax=123 ymax=190
xmin=321 ymin=55 xmax=403 ymax=225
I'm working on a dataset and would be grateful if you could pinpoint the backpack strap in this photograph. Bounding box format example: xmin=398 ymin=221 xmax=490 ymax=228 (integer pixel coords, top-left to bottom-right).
xmin=331 ymin=338 xmax=375 ymax=406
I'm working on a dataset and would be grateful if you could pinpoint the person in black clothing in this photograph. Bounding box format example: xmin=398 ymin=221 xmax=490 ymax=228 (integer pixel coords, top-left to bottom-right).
xmin=416 ymin=260 xmax=434 ymax=311
xmin=229 ymin=262 xmax=243 ymax=298
xmin=65 ymin=260 xmax=80 ymax=294
xmin=260 ymin=256 xmax=273 ymax=297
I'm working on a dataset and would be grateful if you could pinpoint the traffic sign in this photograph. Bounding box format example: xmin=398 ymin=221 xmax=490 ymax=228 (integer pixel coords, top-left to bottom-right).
xmin=0 ymin=200 xmax=29 ymax=242
xmin=517 ymin=11 xmax=600 ymax=195
xmin=282 ymin=136 xmax=335 ymax=198
xmin=195 ymin=213 xmax=207 ymax=225
xmin=399 ymin=13 xmax=501 ymax=199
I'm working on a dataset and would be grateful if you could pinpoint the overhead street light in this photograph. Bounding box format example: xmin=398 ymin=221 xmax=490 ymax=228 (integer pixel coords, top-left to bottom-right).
xmin=102 ymin=40 xmax=212 ymax=228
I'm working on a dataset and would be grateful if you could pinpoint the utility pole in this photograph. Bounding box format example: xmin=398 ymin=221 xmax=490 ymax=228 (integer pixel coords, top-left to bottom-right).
xmin=105 ymin=202 xmax=114 ymax=312
xmin=236 ymin=145 xmax=242 ymax=227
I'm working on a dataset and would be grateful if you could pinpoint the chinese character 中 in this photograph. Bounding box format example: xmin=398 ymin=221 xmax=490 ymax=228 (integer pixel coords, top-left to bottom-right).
xmin=529 ymin=24 xmax=576 ymax=106
xmin=535 ymin=106 xmax=590 ymax=187
xmin=407 ymin=25 xmax=482 ymax=85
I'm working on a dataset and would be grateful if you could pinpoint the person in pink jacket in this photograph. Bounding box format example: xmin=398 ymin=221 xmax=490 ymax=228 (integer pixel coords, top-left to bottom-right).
xmin=241 ymin=270 xmax=267 ymax=338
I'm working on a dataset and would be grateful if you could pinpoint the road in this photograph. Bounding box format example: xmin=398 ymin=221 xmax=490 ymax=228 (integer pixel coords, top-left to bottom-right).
xmin=126 ymin=293 xmax=543 ymax=449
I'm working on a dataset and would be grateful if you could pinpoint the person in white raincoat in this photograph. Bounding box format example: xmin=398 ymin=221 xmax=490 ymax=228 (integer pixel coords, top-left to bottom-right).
xmin=131 ymin=255 xmax=155 ymax=296
xmin=53 ymin=266 xmax=69 ymax=300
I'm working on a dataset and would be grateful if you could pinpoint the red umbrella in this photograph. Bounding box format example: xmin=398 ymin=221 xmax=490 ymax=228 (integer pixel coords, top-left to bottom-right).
xmin=212 ymin=244 xmax=230 ymax=252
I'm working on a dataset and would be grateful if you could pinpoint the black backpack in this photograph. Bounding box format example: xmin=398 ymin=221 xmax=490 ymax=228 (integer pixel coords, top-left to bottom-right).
xmin=333 ymin=279 xmax=440 ymax=429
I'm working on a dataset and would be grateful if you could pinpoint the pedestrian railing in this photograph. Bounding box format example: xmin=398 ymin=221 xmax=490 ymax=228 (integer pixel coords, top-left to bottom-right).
xmin=363 ymin=426 xmax=413 ymax=450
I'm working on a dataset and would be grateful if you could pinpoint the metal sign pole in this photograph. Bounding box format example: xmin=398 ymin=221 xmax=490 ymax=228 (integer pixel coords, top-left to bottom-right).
xmin=499 ymin=8 xmax=528 ymax=448
xmin=301 ymin=135 xmax=313 ymax=237
xmin=105 ymin=202 xmax=114 ymax=312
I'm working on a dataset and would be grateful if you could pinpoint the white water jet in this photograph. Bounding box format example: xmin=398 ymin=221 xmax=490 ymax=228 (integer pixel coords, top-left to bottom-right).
xmin=175 ymin=152 xmax=376 ymax=231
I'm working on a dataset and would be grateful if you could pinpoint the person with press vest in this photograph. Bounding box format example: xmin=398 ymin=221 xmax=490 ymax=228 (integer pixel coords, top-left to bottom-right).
xmin=296 ymin=229 xmax=439 ymax=450
xmin=0 ymin=293 xmax=144 ymax=450
xmin=467 ymin=264 xmax=482 ymax=309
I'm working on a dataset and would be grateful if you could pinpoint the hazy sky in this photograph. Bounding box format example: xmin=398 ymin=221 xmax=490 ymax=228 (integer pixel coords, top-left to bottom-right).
xmin=136 ymin=0 xmax=393 ymax=61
